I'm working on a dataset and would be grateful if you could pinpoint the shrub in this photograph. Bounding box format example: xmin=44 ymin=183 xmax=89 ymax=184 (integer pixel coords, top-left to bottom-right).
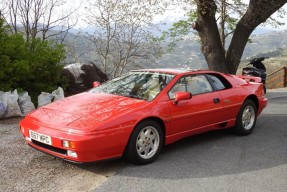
xmin=0 ymin=19 xmax=66 ymax=102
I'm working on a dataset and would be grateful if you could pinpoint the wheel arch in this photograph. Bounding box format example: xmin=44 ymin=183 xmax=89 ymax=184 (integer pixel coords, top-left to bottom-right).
xmin=244 ymin=94 xmax=259 ymax=112
xmin=135 ymin=116 xmax=166 ymax=139
xmin=123 ymin=116 xmax=166 ymax=164
xmin=124 ymin=116 xmax=166 ymax=153
xmin=233 ymin=95 xmax=258 ymax=136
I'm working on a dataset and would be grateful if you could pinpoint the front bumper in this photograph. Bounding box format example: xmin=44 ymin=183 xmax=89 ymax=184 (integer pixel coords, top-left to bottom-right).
xmin=19 ymin=120 xmax=131 ymax=163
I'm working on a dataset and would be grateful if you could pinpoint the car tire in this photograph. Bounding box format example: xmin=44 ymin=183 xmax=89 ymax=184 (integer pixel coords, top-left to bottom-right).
xmin=125 ymin=120 xmax=163 ymax=165
xmin=233 ymin=100 xmax=257 ymax=136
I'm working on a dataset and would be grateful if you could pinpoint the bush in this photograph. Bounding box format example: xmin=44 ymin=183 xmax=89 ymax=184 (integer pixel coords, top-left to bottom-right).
xmin=0 ymin=19 xmax=66 ymax=102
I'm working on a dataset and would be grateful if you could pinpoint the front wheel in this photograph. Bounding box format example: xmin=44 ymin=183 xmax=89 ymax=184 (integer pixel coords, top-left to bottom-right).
xmin=124 ymin=120 xmax=163 ymax=165
xmin=233 ymin=100 xmax=257 ymax=136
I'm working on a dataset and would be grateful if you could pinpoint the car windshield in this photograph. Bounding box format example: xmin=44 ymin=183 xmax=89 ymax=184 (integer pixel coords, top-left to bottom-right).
xmin=89 ymin=71 xmax=175 ymax=101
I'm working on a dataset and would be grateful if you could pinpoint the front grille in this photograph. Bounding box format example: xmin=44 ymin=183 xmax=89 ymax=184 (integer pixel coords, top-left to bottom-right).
xmin=32 ymin=140 xmax=67 ymax=155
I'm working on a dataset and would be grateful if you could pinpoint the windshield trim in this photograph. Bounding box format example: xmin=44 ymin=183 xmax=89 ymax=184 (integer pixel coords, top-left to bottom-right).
xmin=89 ymin=71 xmax=175 ymax=101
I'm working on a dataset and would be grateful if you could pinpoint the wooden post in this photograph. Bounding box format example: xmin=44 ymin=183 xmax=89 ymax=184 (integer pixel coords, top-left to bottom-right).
xmin=284 ymin=67 xmax=287 ymax=87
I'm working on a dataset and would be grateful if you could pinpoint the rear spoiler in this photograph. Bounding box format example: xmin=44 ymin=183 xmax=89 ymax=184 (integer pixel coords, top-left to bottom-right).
xmin=236 ymin=75 xmax=262 ymax=83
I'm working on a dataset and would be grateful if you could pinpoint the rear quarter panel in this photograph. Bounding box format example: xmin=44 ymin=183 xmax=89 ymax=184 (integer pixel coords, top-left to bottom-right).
xmin=225 ymin=74 xmax=267 ymax=115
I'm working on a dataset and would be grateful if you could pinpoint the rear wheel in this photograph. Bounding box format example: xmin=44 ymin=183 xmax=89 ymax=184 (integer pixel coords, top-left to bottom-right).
xmin=233 ymin=100 xmax=257 ymax=136
xmin=125 ymin=120 xmax=163 ymax=165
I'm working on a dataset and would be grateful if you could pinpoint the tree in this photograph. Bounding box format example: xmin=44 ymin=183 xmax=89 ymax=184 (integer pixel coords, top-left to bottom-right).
xmin=196 ymin=0 xmax=287 ymax=73
xmin=162 ymin=0 xmax=287 ymax=74
xmin=0 ymin=0 xmax=79 ymax=42
xmin=84 ymin=0 xmax=163 ymax=77
xmin=0 ymin=19 xmax=65 ymax=100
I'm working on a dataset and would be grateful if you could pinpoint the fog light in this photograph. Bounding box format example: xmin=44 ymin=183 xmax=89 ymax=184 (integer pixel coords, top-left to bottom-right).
xmin=62 ymin=140 xmax=75 ymax=149
xmin=62 ymin=140 xmax=69 ymax=147
xmin=67 ymin=150 xmax=78 ymax=158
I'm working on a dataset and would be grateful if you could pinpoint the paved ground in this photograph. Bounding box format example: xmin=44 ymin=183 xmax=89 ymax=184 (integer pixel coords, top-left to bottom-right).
xmin=0 ymin=89 xmax=286 ymax=192
xmin=94 ymin=90 xmax=287 ymax=192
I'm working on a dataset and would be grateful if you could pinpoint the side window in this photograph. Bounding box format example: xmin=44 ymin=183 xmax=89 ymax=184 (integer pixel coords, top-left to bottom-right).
xmin=168 ymin=75 xmax=213 ymax=99
xmin=168 ymin=77 xmax=187 ymax=99
xmin=186 ymin=75 xmax=213 ymax=95
xmin=207 ymin=74 xmax=232 ymax=91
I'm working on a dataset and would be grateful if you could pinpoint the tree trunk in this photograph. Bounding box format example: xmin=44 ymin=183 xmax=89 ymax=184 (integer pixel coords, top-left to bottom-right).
xmin=220 ymin=0 xmax=226 ymax=50
xmin=194 ymin=0 xmax=229 ymax=73
xmin=194 ymin=0 xmax=287 ymax=74
xmin=226 ymin=0 xmax=287 ymax=74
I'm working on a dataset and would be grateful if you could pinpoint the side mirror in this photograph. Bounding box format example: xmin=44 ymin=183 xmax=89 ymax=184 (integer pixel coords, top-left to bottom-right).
xmin=93 ymin=81 xmax=101 ymax=88
xmin=174 ymin=92 xmax=192 ymax=104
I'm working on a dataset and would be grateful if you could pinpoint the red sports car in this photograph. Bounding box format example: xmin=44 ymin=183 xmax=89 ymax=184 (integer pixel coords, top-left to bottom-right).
xmin=19 ymin=69 xmax=268 ymax=165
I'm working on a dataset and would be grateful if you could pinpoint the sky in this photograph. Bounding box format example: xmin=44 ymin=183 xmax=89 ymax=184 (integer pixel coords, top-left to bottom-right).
xmin=151 ymin=3 xmax=287 ymax=31
xmin=72 ymin=0 xmax=287 ymax=30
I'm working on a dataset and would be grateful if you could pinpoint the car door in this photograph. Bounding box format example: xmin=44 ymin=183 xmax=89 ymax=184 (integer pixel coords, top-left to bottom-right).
xmin=206 ymin=74 xmax=243 ymax=121
xmin=167 ymin=74 xmax=225 ymax=135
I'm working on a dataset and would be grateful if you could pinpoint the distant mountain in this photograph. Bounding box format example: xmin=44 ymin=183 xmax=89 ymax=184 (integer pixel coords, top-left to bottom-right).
xmin=13 ymin=22 xmax=287 ymax=72
xmin=243 ymin=30 xmax=287 ymax=58
xmin=154 ymin=30 xmax=287 ymax=69
xmin=251 ymin=27 xmax=275 ymax=35
xmin=60 ymin=27 xmax=287 ymax=71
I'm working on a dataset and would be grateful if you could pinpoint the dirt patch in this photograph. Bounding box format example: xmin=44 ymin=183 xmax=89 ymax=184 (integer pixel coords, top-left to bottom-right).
xmin=0 ymin=118 xmax=125 ymax=192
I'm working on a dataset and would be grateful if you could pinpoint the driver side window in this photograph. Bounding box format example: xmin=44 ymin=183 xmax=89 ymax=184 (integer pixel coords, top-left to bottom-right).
xmin=168 ymin=75 xmax=213 ymax=99
xmin=168 ymin=77 xmax=187 ymax=99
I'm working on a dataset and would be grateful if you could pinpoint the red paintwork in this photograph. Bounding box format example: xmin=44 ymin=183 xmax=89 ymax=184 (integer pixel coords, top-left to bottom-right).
xmin=236 ymin=75 xmax=262 ymax=83
xmin=19 ymin=69 xmax=268 ymax=163
xmin=92 ymin=81 xmax=101 ymax=87
xmin=174 ymin=92 xmax=192 ymax=103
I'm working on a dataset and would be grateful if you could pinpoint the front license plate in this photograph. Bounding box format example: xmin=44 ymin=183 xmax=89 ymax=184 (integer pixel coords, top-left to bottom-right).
xmin=29 ymin=130 xmax=52 ymax=145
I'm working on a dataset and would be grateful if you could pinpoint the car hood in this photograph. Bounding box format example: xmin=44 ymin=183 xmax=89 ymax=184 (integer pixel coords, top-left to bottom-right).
xmin=28 ymin=92 xmax=147 ymax=131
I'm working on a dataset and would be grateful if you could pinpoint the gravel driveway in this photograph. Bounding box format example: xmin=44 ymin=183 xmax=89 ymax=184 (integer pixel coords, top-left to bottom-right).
xmin=0 ymin=118 xmax=124 ymax=192
xmin=1 ymin=88 xmax=286 ymax=192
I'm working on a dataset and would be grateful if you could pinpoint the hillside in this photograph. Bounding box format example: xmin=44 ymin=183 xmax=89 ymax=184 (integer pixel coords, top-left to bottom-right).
xmin=60 ymin=29 xmax=287 ymax=74
xmin=237 ymin=46 xmax=287 ymax=75
xmin=156 ymin=30 xmax=287 ymax=70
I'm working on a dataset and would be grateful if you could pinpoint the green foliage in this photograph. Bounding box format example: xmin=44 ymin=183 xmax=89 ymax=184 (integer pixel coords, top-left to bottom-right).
xmin=158 ymin=11 xmax=197 ymax=52
xmin=225 ymin=16 xmax=237 ymax=32
xmin=0 ymin=19 xmax=66 ymax=101
xmin=158 ymin=1 xmax=247 ymax=52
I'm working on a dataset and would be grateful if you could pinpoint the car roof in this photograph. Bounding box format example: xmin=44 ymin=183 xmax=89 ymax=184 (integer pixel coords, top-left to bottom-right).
xmin=131 ymin=68 xmax=215 ymax=75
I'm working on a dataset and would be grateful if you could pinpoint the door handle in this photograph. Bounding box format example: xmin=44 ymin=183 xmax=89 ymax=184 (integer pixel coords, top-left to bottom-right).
xmin=213 ymin=98 xmax=220 ymax=104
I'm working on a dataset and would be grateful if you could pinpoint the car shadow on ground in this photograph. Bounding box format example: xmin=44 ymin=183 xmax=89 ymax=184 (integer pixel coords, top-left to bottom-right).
xmin=80 ymin=111 xmax=287 ymax=180
xmin=6 ymin=94 xmax=285 ymax=182
xmin=2 ymin=94 xmax=285 ymax=191
xmin=92 ymin=94 xmax=286 ymax=180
